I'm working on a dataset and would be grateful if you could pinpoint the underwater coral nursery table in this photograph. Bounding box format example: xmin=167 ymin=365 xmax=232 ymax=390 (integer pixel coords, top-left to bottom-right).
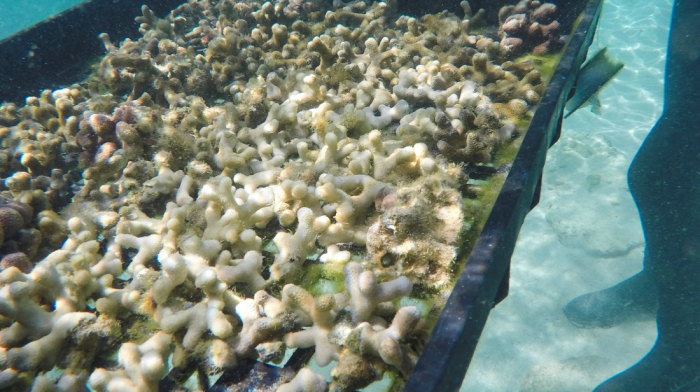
xmin=0 ymin=0 xmax=601 ymax=391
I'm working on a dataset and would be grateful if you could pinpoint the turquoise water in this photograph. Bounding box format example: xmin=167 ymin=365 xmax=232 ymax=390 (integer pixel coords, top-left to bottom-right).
xmin=0 ymin=0 xmax=682 ymax=391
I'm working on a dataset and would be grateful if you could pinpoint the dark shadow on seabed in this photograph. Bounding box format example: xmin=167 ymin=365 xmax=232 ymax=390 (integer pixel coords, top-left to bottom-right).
xmin=564 ymin=0 xmax=700 ymax=391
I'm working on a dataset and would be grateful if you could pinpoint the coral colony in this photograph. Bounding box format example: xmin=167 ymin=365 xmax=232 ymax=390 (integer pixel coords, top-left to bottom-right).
xmin=0 ymin=0 xmax=562 ymax=390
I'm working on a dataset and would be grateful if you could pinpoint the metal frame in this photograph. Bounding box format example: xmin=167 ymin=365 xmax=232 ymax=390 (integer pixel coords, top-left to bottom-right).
xmin=0 ymin=0 xmax=604 ymax=390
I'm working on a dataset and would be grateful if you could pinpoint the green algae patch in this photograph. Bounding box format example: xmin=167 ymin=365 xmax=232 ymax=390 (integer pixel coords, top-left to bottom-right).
xmin=517 ymin=51 xmax=565 ymax=84
xmin=365 ymin=371 xmax=399 ymax=392
xmin=396 ymin=297 xmax=433 ymax=319
xmin=448 ymin=175 xmax=507 ymax=290
xmin=495 ymin=125 xmax=529 ymax=167
xmin=302 ymin=263 xmax=345 ymax=296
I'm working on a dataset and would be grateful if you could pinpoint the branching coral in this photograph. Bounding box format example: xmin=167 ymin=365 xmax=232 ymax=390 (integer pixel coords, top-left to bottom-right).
xmin=159 ymin=268 xmax=241 ymax=349
xmin=343 ymin=262 xmax=412 ymax=323
xmin=282 ymin=284 xmax=341 ymax=367
xmin=344 ymin=305 xmax=421 ymax=374
xmin=0 ymin=0 xmax=560 ymax=390
xmin=88 ymin=332 xmax=173 ymax=392
xmin=271 ymin=208 xmax=330 ymax=280
xmin=277 ymin=367 xmax=328 ymax=392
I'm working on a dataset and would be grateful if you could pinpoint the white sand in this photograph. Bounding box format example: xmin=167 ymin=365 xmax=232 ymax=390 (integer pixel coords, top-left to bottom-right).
xmin=460 ymin=0 xmax=673 ymax=391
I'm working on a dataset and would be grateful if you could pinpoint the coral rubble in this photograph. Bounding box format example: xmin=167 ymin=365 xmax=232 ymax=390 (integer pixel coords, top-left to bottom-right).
xmin=0 ymin=0 xmax=562 ymax=390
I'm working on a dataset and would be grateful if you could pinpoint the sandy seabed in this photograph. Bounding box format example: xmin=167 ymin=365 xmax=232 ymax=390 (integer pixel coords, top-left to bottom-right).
xmin=461 ymin=0 xmax=673 ymax=391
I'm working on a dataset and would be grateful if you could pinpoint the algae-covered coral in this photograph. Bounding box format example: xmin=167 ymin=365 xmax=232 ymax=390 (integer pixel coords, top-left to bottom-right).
xmin=0 ymin=0 xmax=561 ymax=390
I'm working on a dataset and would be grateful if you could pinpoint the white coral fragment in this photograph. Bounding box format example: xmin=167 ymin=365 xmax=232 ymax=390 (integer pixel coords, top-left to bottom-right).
xmin=349 ymin=306 xmax=421 ymax=368
xmin=151 ymin=254 xmax=188 ymax=305
xmin=319 ymin=245 xmax=351 ymax=264
xmin=344 ymin=262 xmax=412 ymax=323
xmin=277 ymin=367 xmax=328 ymax=392
xmin=115 ymin=233 xmax=163 ymax=275
xmin=271 ymin=207 xmax=330 ymax=280
xmin=88 ymin=332 xmax=173 ymax=392
xmin=215 ymin=250 xmax=268 ymax=292
xmin=6 ymin=311 xmax=96 ymax=371
xmin=159 ymin=268 xmax=240 ymax=349
xmin=282 ymin=285 xmax=340 ymax=367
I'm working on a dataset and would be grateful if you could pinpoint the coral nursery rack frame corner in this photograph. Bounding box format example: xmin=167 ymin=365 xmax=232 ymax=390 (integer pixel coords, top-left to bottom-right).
xmin=0 ymin=0 xmax=604 ymax=390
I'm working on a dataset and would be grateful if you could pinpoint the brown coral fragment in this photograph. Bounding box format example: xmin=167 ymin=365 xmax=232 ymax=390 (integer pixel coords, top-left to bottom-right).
xmin=497 ymin=1 xmax=566 ymax=56
xmin=0 ymin=253 xmax=32 ymax=273
xmin=330 ymin=350 xmax=385 ymax=392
